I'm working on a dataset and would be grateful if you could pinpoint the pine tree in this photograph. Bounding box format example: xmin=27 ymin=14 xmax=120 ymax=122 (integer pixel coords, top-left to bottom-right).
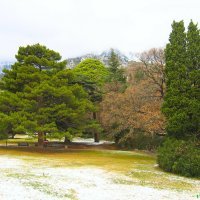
xmin=0 ymin=44 xmax=93 ymax=145
xmin=108 ymin=49 xmax=121 ymax=74
xmin=108 ymin=49 xmax=126 ymax=83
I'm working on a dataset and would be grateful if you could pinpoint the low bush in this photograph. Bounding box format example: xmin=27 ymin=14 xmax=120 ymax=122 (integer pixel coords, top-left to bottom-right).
xmin=0 ymin=133 xmax=8 ymax=140
xmin=116 ymin=132 xmax=164 ymax=151
xmin=157 ymin=138 xmax=200 ymax=177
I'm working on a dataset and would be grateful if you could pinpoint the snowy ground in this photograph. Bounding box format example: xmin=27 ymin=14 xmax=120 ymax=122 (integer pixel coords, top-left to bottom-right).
xmin=72 ymin=137 xmax=114 ymax=145
xmin=0 ymin=156 xmax=199 ymax=200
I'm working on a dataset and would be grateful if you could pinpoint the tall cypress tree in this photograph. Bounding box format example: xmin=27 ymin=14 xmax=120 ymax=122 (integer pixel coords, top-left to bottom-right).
xmin=162 ymin=21 xmax=200 ymax=139
xmin=187 ymin=21 xmax=200 ymax=92
xmin=186 ymin=21 xmax=200 ymax=138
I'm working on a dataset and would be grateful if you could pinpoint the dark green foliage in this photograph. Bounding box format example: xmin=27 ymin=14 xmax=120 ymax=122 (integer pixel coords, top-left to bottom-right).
xmin=108 ymin=49 xmax=126 ymax=83
xmin=15 ymin=43 xmax=66 ymax=71
xmin=0 ymin=44 xmax=93 ymax=141
xmin=71 ymin=75 xmax=102 ymax=103
xmin=157 ymin=138 xmax=200 ymax=177
xmin=158 ymin=20 xmax=200 ymax=178
xmin=115 ymin=131 xmax=163 ymax=151
xmin=0 ymin=113 xmax=10 ymax=139
xmin=157 ymin=138 xmax=183 ymax=172
xmin=108 ymin=49 xmax=120 ymax=72
xmin=162 ymin=20 xmax=200 ymax=139
xmin=134 ymin=68 xmax=145 ymax=83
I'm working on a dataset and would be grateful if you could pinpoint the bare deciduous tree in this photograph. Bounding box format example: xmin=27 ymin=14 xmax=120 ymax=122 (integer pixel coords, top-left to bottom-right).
xmin=138 ymin=48 xmax=165 ymax=98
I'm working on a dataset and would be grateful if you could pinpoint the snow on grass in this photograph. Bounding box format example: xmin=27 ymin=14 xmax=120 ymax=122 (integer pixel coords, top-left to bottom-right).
xmin=0 ymin=151 xmax=199 ymax=200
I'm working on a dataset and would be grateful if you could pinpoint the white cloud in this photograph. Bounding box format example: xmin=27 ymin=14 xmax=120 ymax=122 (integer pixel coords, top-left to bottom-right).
xmin=0 ymin=0 xmax=200 ymax=60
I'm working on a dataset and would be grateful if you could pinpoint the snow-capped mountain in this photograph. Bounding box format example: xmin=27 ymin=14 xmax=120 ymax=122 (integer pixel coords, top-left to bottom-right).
xmin=67 ymin=49 xmax=130 ymax=68
xmin=0 ymin=61 xmax=13 ymax=76
xmin=0 ymin=49 xmax=131 ymax=74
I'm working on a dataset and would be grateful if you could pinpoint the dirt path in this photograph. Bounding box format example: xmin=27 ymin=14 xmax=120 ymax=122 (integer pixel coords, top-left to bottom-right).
xmin=0 ymin=155 xmax=198 ymax=200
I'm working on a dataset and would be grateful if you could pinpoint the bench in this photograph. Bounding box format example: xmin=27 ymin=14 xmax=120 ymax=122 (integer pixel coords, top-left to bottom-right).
xmin=18 ymin=142 xmax=29 ymax=147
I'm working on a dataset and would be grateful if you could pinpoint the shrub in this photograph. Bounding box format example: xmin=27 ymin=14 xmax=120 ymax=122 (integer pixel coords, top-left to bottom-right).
xmin=0 ymin=133 xmax=8 ymax=140
xmin=117 ymin=132 xmax=164 ymax=151
xmin=157 ymin=138 xmax=200 ymax=177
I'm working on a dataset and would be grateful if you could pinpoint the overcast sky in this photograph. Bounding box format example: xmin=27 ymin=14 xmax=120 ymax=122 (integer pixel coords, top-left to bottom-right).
xmin=0 ymin=0 xmax=200 ymax=61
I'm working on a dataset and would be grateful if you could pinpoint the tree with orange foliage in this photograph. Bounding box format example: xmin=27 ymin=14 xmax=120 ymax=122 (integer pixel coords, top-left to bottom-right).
xmin=100 ymin=48 xmax=166 ymax=149
xmin=101 ymin=80 xmax=165 ymax=145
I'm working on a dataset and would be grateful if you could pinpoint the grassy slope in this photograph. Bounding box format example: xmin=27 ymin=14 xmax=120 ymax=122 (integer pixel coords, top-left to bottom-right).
xmin=0 ymin=148 xmax=199 ymax=192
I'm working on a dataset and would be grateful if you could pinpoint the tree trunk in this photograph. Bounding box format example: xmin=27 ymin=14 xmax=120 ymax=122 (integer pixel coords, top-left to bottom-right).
xmin=93 ymin=112 xmax=100 ymax=143
xmin=94 ymin=132 xmax=99 ymax=143
xmin=11 ymin=133 xmax=15 ymax=139
xmin=38 ymin=132 xmax=44 ymax=147
xmin=44 ymin=133 xmax=47 ymax=141
xmin=64 ymin=136 xmax=71 ymax=144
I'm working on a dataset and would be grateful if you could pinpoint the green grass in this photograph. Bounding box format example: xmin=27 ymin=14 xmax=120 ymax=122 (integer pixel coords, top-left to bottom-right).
xmin=64 ymin=189 xmax=78 ymax=200
xmin=0 ymin=137 xmax=36 ymax=145
xmin=0 ymin=134 xmax=63 ymax=145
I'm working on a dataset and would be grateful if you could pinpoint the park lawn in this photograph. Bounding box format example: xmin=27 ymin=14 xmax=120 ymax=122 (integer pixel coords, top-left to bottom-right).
xmin=0 ymin=134 xmax=36 ymax=145
xmin=0 ymin=138 xmax=36 ymax=145
xmin=0 ymin=134 xmax=63 ymax=145
xmin=0 ymin=147 xmax=199 ymax=192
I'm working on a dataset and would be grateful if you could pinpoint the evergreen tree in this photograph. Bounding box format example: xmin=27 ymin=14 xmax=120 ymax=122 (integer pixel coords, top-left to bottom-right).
xmin=186 ymin=21 xmax=200 ymax=138
xmin=162 ymin=21 xmax=200 ymax=139
xmin=187 ymin=21 xmax=200 ymax=95
xmin=73 ymin=59 xmax=109 ymax=142
xmin=0 ymin=44 xmax=93 ymax=145
xmin=108 ymin=49 xmax=121 ymax=73
xmin=108 ymin=49 xmax=126 ymax=83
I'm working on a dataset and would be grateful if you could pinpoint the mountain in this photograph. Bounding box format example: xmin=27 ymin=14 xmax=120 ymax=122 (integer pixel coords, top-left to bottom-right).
xmin=67 ymin=49 xmax=130 ymax=68
xmin=0 ymin=49 xmax=131 ymax=74
xmin=0 ymin=61 xmax=13 ymax=75
xmin=0 ymin=62 xmax=13 ymax=78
